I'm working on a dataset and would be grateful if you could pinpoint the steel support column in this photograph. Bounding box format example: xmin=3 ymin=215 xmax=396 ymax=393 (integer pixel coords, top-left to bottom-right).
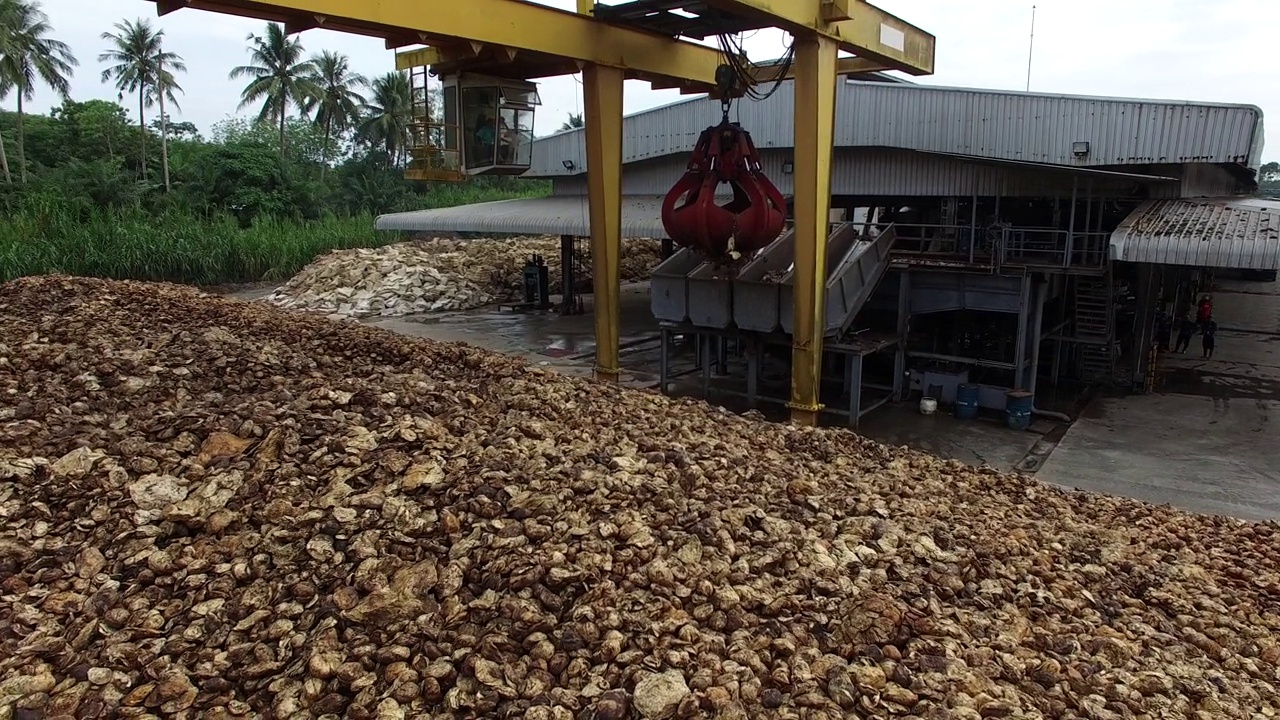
xmin=847 ymin=354 xmax=863 ymax=428
xmin=583 ymin=63 xmax=624 ymax=383
xmin=787 ymin=34 xmax=839 ymax=426
xmin=658 ymin=328 xmax=670 ymax=394
xmin=894 ymin=270 xmax=910 ymax=400
xmin=1013 ymin=274 xmax=1031 ymax=389
xmin=1133 ymin=264 xmax=1158 ymax=389
xmin=559 ymin=234 xmax=576 ymax=315
xmin=1028 ymin=281 xmax=1046 ymax=395
xmin=1065 ymin=176 xmax=1078 ymax=268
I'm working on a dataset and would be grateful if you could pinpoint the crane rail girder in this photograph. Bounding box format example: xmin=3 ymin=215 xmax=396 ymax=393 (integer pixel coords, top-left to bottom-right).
xmin=146 ymin=0 xmax=933 ymax=88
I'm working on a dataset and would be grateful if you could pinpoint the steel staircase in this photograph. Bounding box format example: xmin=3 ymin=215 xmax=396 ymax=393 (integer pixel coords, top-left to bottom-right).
xmin=1074 ymin=275 xmax=1116 ymax=384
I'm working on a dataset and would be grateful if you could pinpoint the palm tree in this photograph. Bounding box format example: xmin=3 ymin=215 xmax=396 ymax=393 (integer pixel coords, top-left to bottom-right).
xmin=150 ymin=61 xmax=184 ymax=191
xmin=0 ymin=0 xmax=20 ymax=183
xmin=0 ymin=74 xmax=11 ymax=183
xmin=0 ymin=0 xmax=76 ymax=183
xmin=358 ymin=71 xmax=412 ymax=168
xmin=99 ymin=18 xmax=186 ymax=188
xmin=559 ymin=112 xmax=584 ymax=131
xmin=229 ymin=23 xmax=319 ymax=158
xmin=0 ymin=0 xmax=16 ymax=183
xmin=302 ymin=50 xmax=364 ymax=175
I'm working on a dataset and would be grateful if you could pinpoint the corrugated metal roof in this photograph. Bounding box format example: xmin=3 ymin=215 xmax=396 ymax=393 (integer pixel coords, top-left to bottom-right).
xmin=529 ymin=80 xmax=1263 ymax=178
xmin=1110 ymin=198 xmax=1280 ymax=269
xmin=375 ymin=195 xmax=666 ymax=237
xmin=551 ymin=148 xmax=1176 ymax=198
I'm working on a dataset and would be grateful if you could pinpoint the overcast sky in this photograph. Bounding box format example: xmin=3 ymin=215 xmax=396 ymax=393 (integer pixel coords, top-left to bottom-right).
xmin=23 ymin=0 xmax=1277 ymax=160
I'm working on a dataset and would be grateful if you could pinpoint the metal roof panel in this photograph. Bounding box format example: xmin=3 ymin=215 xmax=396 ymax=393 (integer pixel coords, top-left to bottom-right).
xmin=528 ymin=80 xmax=1263 ymax=178
xmin=375 ymin=195 xmax=667 ymax=237
xmin=1110 ymin=198 xmax=1280 ymax=269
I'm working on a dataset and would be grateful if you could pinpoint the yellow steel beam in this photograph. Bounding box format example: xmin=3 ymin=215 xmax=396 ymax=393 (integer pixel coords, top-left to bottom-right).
xmin=581 ymin=0 xmax=620 ymax=383
xmin=779 ymin=55 xmax=888 ymax=78
xmin=787 ymin=34 xmax=839 ymax=426
xmin=401 ymin=46 xmax=886 ymax=89
xmin=155 ymin=0 xmax=728 ymax=90
xmin=583 ymin=63 xmax=625 ymax=384
xmin=831 ymin=2 xmax=935 ymax=75
xmin=697 ymin=0 xmax=934 ymax=75
xmin=396 ymin=46 xmax=468 ymax=70
xmin=822 ymin=0 xmax=853 ymax=22
xmin=646 ymin=55 xmax=885 ymax=94
xmin=160 ymin=0 xmax=930 ymax=87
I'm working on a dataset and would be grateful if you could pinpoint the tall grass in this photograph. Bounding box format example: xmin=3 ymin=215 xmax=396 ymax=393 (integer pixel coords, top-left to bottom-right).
xmin=0 ymin=208 xmax=388 ymax=286
xmin=0 ymin=181 xmax=552 ymax=286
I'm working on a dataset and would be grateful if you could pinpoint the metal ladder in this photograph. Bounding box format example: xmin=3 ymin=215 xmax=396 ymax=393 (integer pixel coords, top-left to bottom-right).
xmin=409 ymin=66 xmax=430 ymax=122
xmin=405 ymin=66 xmax=461 ymax=180
xmin=1075 ymin=274 xmax=1115 ymax=383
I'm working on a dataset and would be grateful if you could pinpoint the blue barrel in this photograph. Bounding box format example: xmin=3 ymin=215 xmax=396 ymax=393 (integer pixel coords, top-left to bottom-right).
xmin=954 ymin=383 xmax=980 ymax=420
xmin=1006 ymin=391 xmax=1034 ymax=431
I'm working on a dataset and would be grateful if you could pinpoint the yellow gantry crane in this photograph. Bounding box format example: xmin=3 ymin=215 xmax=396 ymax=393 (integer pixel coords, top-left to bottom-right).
xmin=148 ymin=0 xmax=935 ymax=426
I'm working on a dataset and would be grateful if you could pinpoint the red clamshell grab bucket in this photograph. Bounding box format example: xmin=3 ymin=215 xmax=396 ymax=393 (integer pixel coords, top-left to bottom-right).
xmin=661 ymin=122 xmax=787 ymax=260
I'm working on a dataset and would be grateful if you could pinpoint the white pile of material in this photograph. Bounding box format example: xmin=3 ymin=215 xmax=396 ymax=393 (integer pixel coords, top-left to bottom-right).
xmin=266 ymin=244 xmax=493 ymax=318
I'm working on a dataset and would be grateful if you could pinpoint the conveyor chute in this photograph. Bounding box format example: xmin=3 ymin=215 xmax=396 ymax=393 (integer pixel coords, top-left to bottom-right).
xmin=652 ymin=223 xmax=898 ymax=337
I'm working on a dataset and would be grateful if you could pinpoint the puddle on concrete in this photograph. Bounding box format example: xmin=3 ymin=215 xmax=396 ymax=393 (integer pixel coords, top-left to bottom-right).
xmin=544 ymin=336 xmax=587 ymax=353
xmin=1159 ymin=367 xmax=1280 ymax=400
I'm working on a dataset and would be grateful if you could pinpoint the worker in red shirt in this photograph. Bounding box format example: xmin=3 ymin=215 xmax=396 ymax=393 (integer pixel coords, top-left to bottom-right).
xmin=1197 ymin=295 xmax=1212 ymax=331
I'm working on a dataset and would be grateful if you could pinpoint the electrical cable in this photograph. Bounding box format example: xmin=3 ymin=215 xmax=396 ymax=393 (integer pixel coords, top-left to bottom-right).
xmin=715 ymin=28 xmax=794 ymax=104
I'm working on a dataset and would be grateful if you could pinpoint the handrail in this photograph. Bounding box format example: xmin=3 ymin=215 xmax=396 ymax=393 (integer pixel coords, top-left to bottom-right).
xmin=1000 ymin=227 xmax=1109 ymax=269
xmin=887 ymin=222 xmax=1000 ymax=266
xmin=884 ymin=222 xmax=1110 ymax=270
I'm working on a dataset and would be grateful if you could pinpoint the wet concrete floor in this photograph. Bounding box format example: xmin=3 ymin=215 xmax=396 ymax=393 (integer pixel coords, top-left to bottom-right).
xmin=237 ymin=284 xmax=665 ymax=386
xmin=1038 ymin=277 xmax=1280 ymax=521
xmin=855 ymin=404 xmax=1043 ymax=470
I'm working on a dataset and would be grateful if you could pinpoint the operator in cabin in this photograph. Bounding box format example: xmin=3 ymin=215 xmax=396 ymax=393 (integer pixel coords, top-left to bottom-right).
xmin=474 ymin=113 xmax=496 ymax=165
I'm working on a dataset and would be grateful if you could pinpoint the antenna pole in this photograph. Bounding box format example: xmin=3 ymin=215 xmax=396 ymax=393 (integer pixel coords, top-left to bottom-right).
xmin=1025 ymin=4 xmax=1036 ymax=92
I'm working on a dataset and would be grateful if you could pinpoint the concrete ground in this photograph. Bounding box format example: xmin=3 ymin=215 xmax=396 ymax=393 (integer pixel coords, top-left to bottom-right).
xmin=856 ymin=404 xmax=1043 ymax=470
xmin=1037 ymin=277 xmax=1280 ymax=521
xmin=235 ymin=283 xmax=665 ymax=386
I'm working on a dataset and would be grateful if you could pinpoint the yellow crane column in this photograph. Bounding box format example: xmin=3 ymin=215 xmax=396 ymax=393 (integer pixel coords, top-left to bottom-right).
xmin=579 ymin=0 xmax=625 ymax=383
xmin=787 ymin=34 xmax=839 ymax=426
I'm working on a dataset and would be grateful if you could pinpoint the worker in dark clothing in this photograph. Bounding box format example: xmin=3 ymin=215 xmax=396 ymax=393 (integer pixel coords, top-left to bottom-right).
xmin=1155 ymin=310 xmax=1172 ymax=351
xmin=1202 ymin=317 xmax=1218 ymax=359
xmin=1175 ymin=313 xmax=1196 ymax=353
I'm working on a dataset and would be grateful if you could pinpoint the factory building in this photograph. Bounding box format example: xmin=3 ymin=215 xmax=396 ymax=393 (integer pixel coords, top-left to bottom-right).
xmin=379 ymin=75 xmax=1278 ymax=423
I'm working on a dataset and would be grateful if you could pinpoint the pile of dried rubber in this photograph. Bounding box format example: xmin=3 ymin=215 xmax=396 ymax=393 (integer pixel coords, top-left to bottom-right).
xmin=266 ymin=237 xmax=662 ymax=318
xmin=2 ymin=276 xmax=1279 ymax=720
